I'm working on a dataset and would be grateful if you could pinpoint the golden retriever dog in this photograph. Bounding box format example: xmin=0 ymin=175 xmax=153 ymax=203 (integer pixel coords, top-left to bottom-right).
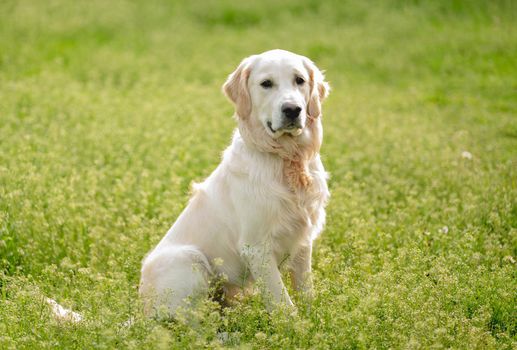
xmin=139 ymin=49 xmax=330 ymax=318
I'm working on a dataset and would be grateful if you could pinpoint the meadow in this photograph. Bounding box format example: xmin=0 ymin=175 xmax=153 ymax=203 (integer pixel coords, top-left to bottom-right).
xmin=0 ymin=0 xmax=516 ymax=348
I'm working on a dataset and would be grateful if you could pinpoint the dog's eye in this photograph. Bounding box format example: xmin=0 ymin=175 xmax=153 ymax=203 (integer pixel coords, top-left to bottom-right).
xmin=295 ymin=76 xmax=305 ymax=85
xmin=260 ymin=80 xmax=273 ymax=89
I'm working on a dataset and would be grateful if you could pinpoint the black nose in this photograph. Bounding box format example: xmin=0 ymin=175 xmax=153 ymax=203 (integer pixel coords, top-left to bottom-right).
xmin=282 ymin=103 xmax=302 ymax=120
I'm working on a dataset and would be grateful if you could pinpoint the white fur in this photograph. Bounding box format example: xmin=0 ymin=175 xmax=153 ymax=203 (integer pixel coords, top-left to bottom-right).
xmin=46 ymin=298 xmax=83 ymax=323
xmin=140 ymin=49 xmax=330 ymax=318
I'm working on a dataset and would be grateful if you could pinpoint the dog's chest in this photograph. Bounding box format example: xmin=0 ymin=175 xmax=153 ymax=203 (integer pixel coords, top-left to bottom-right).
xmin=268 ymin=167 xmax=328 ymax=260
xmin=225 ymin=138 xmax=328 ymax=261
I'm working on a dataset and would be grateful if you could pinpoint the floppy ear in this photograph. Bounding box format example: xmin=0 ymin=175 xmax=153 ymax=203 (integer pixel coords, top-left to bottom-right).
xmin=223 ymin=56 xmax=255 ymax=119
xmin=304 ymin=58 xmax=330 ymax=119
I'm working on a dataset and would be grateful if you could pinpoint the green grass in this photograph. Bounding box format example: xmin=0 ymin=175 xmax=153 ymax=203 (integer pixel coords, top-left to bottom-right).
xmin=1 ymin=0 xmax=516 ymax=348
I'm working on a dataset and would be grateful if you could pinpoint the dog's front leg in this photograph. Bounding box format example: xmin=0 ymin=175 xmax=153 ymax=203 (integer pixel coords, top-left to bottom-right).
xmin=289 ymin=244 xmax=313 ymax=299
xmin=241 ymin=244 xmax=294 ymax=310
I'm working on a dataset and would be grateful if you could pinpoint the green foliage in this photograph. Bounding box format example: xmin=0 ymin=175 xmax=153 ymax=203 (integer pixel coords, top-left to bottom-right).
xmin=1 ymin=0 xmax=516 ymax=348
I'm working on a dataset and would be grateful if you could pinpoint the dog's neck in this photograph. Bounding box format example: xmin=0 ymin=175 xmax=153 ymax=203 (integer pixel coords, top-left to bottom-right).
xmin=237 ymin=116 xmax=322 ymax=192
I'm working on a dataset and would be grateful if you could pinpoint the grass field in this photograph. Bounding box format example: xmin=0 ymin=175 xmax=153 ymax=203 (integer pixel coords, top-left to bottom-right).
xmin=1 ymin=0 xmax=516 ymax=348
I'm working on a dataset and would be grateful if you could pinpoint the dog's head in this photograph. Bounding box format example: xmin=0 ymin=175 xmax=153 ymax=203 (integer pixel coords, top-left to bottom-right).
xmin=223 ymin=49 xmax=329 ymax=139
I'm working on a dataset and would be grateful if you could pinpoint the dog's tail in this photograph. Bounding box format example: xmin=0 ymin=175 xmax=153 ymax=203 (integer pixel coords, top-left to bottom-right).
xmin=45 ymin=297 xmax=137 ymax=327
xmin=45 ymin=297 xmax=83 ymax=323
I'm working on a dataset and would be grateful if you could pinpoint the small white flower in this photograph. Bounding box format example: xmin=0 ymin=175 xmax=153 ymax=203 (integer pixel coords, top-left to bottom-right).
xmin=217 ymin=332 xmax=229 ymax=343
xmin=255 ymin=332 xmax=267 ymax=341
xmin=121 ymin=316 xmax=135 ymax=328
xmin=461 ymin=151 xmax=473 ymax=160
xmin=213 ymin=257 xmax=224 ymax=266
xmin=439 ymin=226 xmax=449 ymax=234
